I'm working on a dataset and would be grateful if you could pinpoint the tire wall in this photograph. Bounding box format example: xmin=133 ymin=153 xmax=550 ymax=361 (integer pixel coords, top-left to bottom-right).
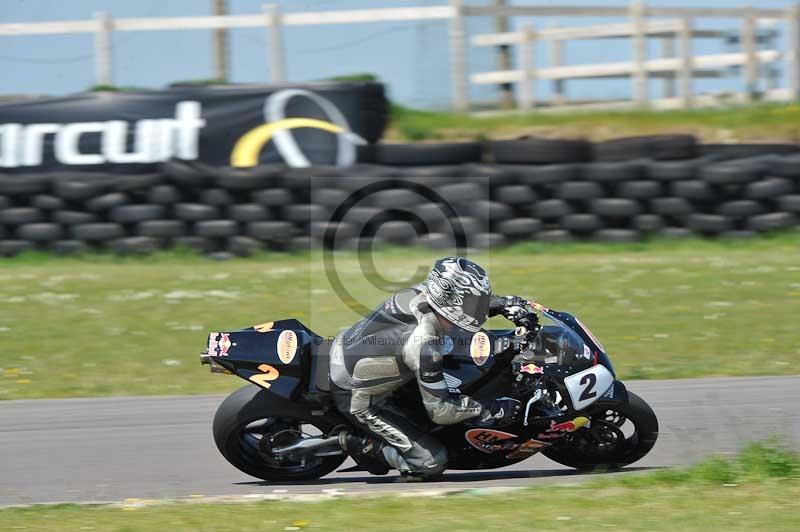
xmin=1 ymin=137 xmax=800 ymax=256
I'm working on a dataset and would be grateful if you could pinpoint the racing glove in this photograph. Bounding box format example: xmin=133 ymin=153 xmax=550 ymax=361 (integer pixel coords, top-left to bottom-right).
xmin=489 ymin=295 xmax=529 ymax=320
xmin=472 ymin=397 xmax=521 ymax=428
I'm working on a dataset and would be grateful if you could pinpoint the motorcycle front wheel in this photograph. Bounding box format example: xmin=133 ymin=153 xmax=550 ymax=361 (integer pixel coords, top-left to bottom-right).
xmin=541 ymin=391 xmax=658 ymax=471
xmin=213 ymin=385 xmax=347 ymax=482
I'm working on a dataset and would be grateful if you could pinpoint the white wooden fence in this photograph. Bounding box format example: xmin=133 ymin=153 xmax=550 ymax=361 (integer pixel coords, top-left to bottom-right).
xmin=1 ymin=1 xmax=799 ymax=112
xmin=467 ymin=1 xmax=797 ymax=111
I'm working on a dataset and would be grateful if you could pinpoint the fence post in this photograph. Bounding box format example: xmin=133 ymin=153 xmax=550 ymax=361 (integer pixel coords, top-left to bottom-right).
xmin=264 ymin=4 xmax=286 ymax=83
xmin=787 ymin=3 xmax=800 ymax=100
xmin=549 ymin=22 xmax=566 ymax=105
xmin=213 ymin=0 xmax=229 ymax=81
xmin=449 ymin=0 xmax=469 ymax=111
xmin=93 ymin=11 xmax=113 ymax=87
xmin=517 ymin=24 xmax=536 ymax=111
xmin=661 ymin=32 xmax=676 ymax=99
xmin=742 ymin=8 xmax=758 ymax=102
xmin=678 ymin=16 xmax=694 ymax=109
xmin=630 ymin=0 xmax=648 ymax=105
xmin=493 ymin=0 xmax=514 ymax=109
xmin=763 ymin=24 xmax=779 ymax=92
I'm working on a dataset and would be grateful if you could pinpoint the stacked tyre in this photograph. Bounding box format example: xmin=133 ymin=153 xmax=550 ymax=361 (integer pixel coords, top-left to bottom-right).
xmin=2 ymin=138 xmax=800 ymax=257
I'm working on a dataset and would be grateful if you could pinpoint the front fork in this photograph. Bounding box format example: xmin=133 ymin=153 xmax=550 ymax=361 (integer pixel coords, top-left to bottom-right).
xmin=518 ymin=380 xmax=629 ymax=439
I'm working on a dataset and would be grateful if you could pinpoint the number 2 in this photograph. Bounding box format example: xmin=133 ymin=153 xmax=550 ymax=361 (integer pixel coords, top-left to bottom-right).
xmin=579 ymin=373 xmax=597 ymax=401
xmin=249 ymin=363 xmax=280 ymax=388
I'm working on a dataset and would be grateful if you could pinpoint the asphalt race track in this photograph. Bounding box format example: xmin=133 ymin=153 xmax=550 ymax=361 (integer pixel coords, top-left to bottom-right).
xmin=1 ymin=376 xmax=798 ymax=506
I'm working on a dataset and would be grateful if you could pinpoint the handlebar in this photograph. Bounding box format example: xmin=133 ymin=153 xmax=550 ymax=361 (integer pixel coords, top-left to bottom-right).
xmin=510 ymin=305 xmax=541 ymax=341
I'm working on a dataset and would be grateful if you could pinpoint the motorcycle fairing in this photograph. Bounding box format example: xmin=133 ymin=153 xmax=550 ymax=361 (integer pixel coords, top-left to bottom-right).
xmin=202 ymin=319 xmax=320 ymax=400
xmin=202 ymin=311 xmax=637 ymax=471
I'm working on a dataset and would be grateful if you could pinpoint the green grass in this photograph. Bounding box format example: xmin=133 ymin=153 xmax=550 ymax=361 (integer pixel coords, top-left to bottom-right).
xmin=0 ymin=442 xmax=797 ymax=531
xmin=1 ymin=234 xmax=799 ymax=399
xmin=389 ymin=102 xmax=800 ymax=142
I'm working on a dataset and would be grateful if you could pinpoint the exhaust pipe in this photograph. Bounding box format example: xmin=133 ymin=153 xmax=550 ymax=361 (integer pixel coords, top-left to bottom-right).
xmin=271 ymin=436 xmax=343 ymax=457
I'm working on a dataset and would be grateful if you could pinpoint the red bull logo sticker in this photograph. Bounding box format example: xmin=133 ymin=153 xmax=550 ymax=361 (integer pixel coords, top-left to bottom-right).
xmin=470 ymin=331 xmax=491 ymax=366
xmin=520 ymin=363 xmax=543 ymax=375
xmin=537 ymin=416 xmax=590 ymax=439
xmin=207 ymin=332 xmax=233 ymax=357
xmin=465 ymin=428 xmax=518 ymax=454
xmin=277 ymin=330 xmax=298 ymax=364
xmin=218 ymin=333 xmax=233 ymax=356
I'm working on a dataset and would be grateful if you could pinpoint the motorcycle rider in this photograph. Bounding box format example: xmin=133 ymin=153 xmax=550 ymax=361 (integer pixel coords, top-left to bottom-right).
xmin=332 ymin=256 xmax=529 ymax=479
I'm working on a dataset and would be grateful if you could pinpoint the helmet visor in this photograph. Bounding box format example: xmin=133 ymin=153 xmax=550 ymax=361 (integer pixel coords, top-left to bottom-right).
xmin=434 ymin=291 xmax=490 ymax=333
xmin=461 ymin=292 xmax=490 ymax=330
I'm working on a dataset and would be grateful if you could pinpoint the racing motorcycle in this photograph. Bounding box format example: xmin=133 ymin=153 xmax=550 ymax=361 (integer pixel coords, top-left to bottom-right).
xmin=202 ymin=301 xmax=658 ymax=481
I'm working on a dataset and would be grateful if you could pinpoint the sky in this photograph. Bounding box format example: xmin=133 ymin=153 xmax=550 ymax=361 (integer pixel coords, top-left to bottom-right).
xmin=1 ymin=0 xmax=798 ymax=108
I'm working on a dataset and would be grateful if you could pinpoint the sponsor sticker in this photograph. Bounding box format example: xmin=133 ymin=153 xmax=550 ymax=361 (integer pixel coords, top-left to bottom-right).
xmin=580 ymin=343 xmax=592 ymax=361
xmin=218 ymin=333 xmax=233 ymax=356
xmin=207 ymin=332 xmax=219 ymax=354
xmin=443 ymin=372 xmax=462 ymax=394
xmin=254 ymin=321 xmax=274 ymax=333
xmin=277 ymin=330 xmax=298 ymax=364
xmin=537 ymin=416 xmax=590 ymax=440
xmin=506 ymin=439 xmax=548 ymax=459
xmin=603 ymin=384 xmax=615 ymax=399
xmin=529 ymin=300 xmax=550 ymax=312
xmin=520 ymin=363 xmax=544 ymax=375
xmin=464 ymin=428 xmax=518 ymax=454
xmin=470 ymin=331 xmax=491 ymax=366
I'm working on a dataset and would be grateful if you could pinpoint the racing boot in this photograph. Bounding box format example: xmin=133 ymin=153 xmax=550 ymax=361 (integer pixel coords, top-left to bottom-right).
xmin=338 ymin=432 xmax=390 ymax=475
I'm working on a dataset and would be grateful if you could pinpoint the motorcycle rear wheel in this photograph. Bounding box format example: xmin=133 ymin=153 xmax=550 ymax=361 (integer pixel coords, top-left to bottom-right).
xmin=213 ymin=385 xmax=347 ymax=482
xmin=541 ymin=391 xmax=658 ymax=471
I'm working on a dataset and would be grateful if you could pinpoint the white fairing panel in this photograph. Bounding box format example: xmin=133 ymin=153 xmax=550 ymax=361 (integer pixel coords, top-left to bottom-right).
xmin=563 ymin=365 xmax=614 ymax=411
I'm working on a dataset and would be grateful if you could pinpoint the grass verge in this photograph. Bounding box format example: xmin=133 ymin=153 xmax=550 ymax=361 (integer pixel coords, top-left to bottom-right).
xmin=0 ymin=442 xmax=797 ymax=531
xmin=389 ymin=102 xmax=800 ymax=142
xmin=1 ymin=233 xmax=799 ymax=399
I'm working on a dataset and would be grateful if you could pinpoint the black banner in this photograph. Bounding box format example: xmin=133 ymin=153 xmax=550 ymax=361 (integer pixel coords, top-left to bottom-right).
xmin=0 ymin=82 xmax=387 ymax=174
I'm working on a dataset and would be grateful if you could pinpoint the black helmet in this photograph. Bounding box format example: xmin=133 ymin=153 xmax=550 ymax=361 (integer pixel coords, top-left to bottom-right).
xmin=425 ymin=257 xmax=492 ymax=332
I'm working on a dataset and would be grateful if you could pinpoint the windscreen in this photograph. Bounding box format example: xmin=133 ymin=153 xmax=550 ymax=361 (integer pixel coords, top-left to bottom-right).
xmin=533 ymin=314 xmax=594 ymax=371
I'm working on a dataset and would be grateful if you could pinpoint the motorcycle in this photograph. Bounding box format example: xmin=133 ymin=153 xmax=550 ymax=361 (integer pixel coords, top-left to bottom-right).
xmin=202 ymin=301 xmax=658 ymax=481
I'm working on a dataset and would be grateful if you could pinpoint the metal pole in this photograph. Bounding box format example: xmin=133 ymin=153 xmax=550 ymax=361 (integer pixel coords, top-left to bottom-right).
xmin=630 ymin=0 xmax=648 ymax=105
xmin=787 ymin=3 xmax=800 ymax=100
xmin=93 ymin=11 xmax=113 ymax=86
xmin=212 ymin=0 xmax=229 ymax=81
xmin=265 ymin=4 xmax=286 ymax=83
xmin=449 ymin=0 xmax=468 ymax=111
xmin=493 ymin=0 xmax=514 ymax=109
xmin=742 ymin=8 xmax=757 ymax=101
xmin=679 ymin=16 xmax=694 ymax=109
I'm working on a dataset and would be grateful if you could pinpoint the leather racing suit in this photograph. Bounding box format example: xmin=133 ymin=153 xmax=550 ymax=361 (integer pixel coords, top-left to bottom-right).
xmin=330 ymin=284 xmax=521 ymax=478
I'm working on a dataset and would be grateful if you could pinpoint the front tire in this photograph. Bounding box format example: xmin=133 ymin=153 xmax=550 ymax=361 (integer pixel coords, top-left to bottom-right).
xmin=213 ymin=385 xmax=347 ymax=482
xmin=542 ymin=391 xmax=658 ymax=471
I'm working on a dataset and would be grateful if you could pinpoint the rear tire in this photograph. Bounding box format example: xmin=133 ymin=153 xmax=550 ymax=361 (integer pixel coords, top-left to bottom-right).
xmin=542 ymin=391 xmax=658 ymax=471
xmin=213 ymin=385 xmax=346 ymax=482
